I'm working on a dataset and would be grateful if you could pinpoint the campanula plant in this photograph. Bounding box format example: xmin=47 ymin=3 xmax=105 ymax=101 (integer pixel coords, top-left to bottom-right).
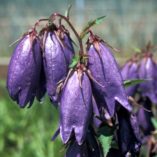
xmin=7 ymin=8 xmax=142 ymax=157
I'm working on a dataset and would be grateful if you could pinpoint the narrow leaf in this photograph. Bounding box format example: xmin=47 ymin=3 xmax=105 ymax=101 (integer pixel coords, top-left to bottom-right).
xmin=133 ymin=47 xmax=141 ymax=53
xmin=69 ymin=55 xmax=80 ymax=68
xmin=64 ymin=4 xmax=72 ymax=18
xmin=151 ymin=118 xmax=157 ymax=130
xmin=80 ymin=16 xmax=106 ymax=39
xmin=123 ymin=79 xmax=148 ymax=88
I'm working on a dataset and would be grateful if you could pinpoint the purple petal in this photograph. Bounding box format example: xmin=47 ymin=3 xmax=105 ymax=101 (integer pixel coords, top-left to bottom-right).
xmin=136 ymin=98 xmax=154 ymax=135
xmin=92 ymin=97 xmax=102 ymax=128
xmin=88 ymin=42 xmax=132 ymax=116
xmin=138 ymin=57 xmax=157 ymax=104
xmin=60 ymin=71 xmax=92 ymax=145
xmin=121 ymin=60 xmax=139 ymax=96
xmin=65 ymin=141 xmax=88 ymax=157
xmin=117 ymin=108 xmax=141 ymax=156
xmin=43 ymin=31 xmax=74 ymax=99
xmin=7 ymin=34 xmax=42 ymax=107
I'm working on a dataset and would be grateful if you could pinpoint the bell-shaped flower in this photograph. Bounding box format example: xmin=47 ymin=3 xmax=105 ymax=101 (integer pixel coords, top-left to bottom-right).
xmin=87 ymin=36 xmax=132 ymax=117
xmin=121 ymin=59 xmax=139 ymax=96
xmin=136 ymin=98 xmax=154 ymax=136
xmin=138 ymin=54 xmax=157 ymax=104
xmin=43 ymin=26 xmax=74 ymax=100
xmin=117 ymin=107 xmax=141 ymax=156
xmin=60 ymin=70 xmax=92 ymax=145
xmin=7 ymin=31 xmax=42 ymax=107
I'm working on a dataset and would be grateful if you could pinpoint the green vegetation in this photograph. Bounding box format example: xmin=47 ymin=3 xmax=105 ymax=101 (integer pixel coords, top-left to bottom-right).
xmin=0 ymin=81 xmax=64 ymax=157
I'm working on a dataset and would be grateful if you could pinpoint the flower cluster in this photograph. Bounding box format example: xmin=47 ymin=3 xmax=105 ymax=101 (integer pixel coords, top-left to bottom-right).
xmin=121 ymin=43 xmax=157 ymax=155
xmin=7 ymin=12 xmax=142 ymax=157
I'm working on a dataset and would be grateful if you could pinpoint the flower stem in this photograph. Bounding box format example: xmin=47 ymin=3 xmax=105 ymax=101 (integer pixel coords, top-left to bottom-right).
xmin=33 ymin=18 xmax=49 ymax=30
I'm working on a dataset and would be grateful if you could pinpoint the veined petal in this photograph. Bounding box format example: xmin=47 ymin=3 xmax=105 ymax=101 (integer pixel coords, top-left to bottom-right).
xmin=60 ymin=71 xmax=92 ymax=145
xmin=87 ymin=41 xmax=132 ymax=116
xmin=7 ymin=34 xmax=42 ymax=107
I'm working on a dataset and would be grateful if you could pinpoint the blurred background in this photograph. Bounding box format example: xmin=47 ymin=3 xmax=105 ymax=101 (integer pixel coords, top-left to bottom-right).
xmin=0 ymin=0 xmax=157 ymax=156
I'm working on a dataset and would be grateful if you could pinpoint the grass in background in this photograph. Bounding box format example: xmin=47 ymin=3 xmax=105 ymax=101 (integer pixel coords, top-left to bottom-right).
xmin=0 ymin=80 xmax=64 ymax=157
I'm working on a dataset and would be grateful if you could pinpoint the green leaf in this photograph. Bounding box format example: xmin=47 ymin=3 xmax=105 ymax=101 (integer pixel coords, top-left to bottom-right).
xmin=69 ymin=55 xmax=80 ymax=68
xmin=98 ymin=134 xmax=113 ymax=157
xmin=123 ymin=79 xmax=148 ymax=88
xmin=133 ymin=47 xmax=141 ymax=53
xmin=151 ymin=117 xmax=157 ymax=129
xmin=64 ymin=4 xmax=72 ymax=18
xmin=98 ymin=125 xmax=115 ymax=157
xmin=80 ymin=15 xmax=106 ymax=39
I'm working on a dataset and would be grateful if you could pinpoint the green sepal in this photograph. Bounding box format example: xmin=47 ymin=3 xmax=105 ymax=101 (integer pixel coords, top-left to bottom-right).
xmin=69 ymin=55 xmax=80 ymax=68
xmin=98 ymin=125 xmax=115 ymax=157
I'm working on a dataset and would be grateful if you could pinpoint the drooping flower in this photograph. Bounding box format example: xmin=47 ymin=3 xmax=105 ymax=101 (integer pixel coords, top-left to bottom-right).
xmin=60 ymin=68 xmax=92 ymax=145
xmin=121 ymin=59 xmax=139 ymax=96
xmin=87 ymin=35 xmax=132 ymax=117
xmin=117 ymin=107 xmax=141 ymax=156
xmin=7 ymin=31 xmax=42 ymax=107
xmin=136 ymin=98 xmax=154 ymax=136
xmin=43 ymin=26 xmax=74 ymax=100
xmin=138 ymin=53 xmax=157 ymax=104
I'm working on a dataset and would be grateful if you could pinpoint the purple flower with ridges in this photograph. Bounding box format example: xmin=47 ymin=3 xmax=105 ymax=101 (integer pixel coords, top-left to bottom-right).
xmin=117 ymin=107 xmax=141 ymax=156
xmin=87 ymin=36 xmax=132 ymax=117
xmin=136 ymin=98 xmax=154 ymax=136
xmin=60 ymin=70 xmax=92 ymax=145
xmin=43 ymin=27 xmax=74 ymax=100
xmin=121 ymin=59 xmax=139 ymax=96
xmin=7 ymin=32 xmax=42 ymax=107
xmin=138 ymin=54 xmax=157 ymax=104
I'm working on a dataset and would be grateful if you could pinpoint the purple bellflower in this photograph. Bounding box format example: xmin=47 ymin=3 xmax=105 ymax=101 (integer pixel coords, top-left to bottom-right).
xmin=87 ymin=35 xmax=132 ymax=117
xmin=136 ymin=98 xmax=154 ymax=136
xmin=117 ymin=107 xmax=141 ymax=156
xmin=121 ymin=59 xmax=139 ymax=96
xmin=60 ymin=69 xmax=92 ymax=145
xmin=43 ymin=26 xmax=74 ymax=100
xmin=7 ymin=31 xmax=42 ymax=107
xmin=138 ymin=54 xmax=157 ymax=104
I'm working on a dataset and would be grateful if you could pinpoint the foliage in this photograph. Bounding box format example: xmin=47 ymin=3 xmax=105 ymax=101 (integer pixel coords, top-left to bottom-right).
xmin=0 ymin=82 xmax=64 ymax=157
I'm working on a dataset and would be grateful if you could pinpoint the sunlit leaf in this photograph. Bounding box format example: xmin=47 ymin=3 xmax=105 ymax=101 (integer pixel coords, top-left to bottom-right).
xmin=80 ymin=16 xmax=106 ymax=39
xmin=123 ymin=79 xmax=148 ymax=88
xmin=64 ymin=4 xmax=72 ymax=18
xmin=69 ymin=55 xmax=80 ymax=68
xmin=133 ymin=47 xmax=141 ymax=53
xmin=151 ymin=117 xmax=157 ymax=129
xmin=98 ymin=125 xmax=115 ymax=156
